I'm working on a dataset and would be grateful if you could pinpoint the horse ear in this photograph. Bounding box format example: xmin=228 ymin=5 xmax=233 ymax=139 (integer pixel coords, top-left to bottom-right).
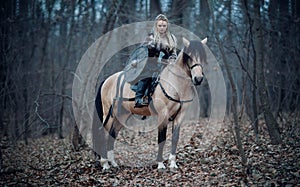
xmin=201 ymin=37 xmax=207 ymax=44
xmin=182 ymin=37 xmax=190 ymax=47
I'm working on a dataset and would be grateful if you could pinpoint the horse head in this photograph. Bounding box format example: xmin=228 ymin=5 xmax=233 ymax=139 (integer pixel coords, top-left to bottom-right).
xmin=182 ymin=37 xmax=207 ymax=85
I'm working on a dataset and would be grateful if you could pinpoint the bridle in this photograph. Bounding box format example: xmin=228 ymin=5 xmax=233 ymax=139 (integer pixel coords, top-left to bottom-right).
xmin=182 ymin=47 xmax=203 ymax=70
xmin=185 ymin=55 xmax=203 ymax=72
xmin=157 ymin=56 xmax=202 ymax=121
xmin=189 ymin=63 xmax=203 ymax=70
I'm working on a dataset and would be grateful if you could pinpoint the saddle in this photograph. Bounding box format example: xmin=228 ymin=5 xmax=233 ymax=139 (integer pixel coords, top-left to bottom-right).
xmin=124 ymin=45 xmax=166 ymax=107
xmin=130 ymin=77 xmax=159 ymax=105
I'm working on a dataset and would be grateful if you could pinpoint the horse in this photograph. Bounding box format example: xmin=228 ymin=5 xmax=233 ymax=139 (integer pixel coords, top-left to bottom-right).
xmin=95 ymin=37 xmax=207 ymax=170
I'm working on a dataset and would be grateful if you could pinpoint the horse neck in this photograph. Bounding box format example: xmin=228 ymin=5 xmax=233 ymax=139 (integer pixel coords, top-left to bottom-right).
xmin=178 ymin=49 xmax=193 ymax=75
xmin=159 ymin=61 xmax=194 ymax=100
xmin=165 ymin=50 xmax=191 ymax=79
xmin=160 ymin=51 xmax=193 ymax=89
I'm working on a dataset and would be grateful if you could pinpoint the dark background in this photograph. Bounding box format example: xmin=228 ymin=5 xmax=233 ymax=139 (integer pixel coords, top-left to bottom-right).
xmin=0 ymin=0 xmax=299 ymax=186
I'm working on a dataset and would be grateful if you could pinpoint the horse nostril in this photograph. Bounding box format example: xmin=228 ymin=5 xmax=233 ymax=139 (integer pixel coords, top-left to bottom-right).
xmin=198 ymin=77 xmax=203 ymax=84
xmin=194 ymin=76 xmax=203 ymax=85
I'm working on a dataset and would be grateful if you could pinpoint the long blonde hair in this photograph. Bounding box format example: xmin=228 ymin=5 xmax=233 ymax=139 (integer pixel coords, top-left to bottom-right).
xmin=152 ymin=14 xmax=176 ymax=50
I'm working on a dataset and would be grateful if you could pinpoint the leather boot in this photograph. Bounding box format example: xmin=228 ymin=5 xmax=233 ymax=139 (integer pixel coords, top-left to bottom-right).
xmin=134 ymin=79 xmax=149 ymax=107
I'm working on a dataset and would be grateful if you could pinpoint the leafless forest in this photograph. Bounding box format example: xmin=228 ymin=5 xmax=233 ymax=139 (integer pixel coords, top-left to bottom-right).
xmin=1 ymin=0 xmax=299 ymax=186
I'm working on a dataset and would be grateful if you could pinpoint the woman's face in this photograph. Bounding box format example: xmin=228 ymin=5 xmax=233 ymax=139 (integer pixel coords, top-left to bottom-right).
xmin=156 ymin=20 xmax=168 ymax=35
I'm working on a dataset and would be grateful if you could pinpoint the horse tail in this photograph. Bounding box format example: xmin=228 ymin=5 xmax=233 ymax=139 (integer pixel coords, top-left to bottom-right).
xmin=95 ymin=80 xmax=113 ymax=127
xmin=95 ymin=81 xmax=105 ymax=123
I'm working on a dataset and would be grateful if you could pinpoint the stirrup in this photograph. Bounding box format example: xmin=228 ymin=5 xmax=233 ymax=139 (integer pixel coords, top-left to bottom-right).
xmin=134 ymin=97 xmax=148 ymax=108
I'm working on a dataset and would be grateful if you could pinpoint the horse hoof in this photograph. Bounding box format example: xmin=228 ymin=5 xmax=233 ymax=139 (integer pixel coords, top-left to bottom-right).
xmin=111 ymin=161 xmax=119 ymax=168
xmin=169 ymin=162 xmax=178 ymax=169
xmin=102 ymin=164 xmax=110 ymax=171
xmin=157 ymin=162 xmax=166 ymax=170
xmin=101 ymin=159 xmax=110 ymax=170
xmin=107 ymin=151 xmax=118 ymax=168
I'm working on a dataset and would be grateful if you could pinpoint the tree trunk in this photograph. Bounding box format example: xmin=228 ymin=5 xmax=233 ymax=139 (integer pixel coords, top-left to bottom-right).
xmin=208 ymin=0 xmax=247 ymax=166
xmin=0 ymin=146 xmax=2 ymax=171
xmin=59 ymin=0 xmax=76 ymax=139
xmin=199 ymin=0 xmax=210 ymax=35
xmin=242 ymin=0 xmax=259 ymax=140
xmin=170 ymin=0 xmax=186 ymax=25
xmin=72 ymin=124 xmax=80 ymax=151
xmin=252 ymin=0 xmax=282 ymax=144
xmin=150 ymin=0 xmax=162 ymax=18
xmin=102 ymin=0 xmax=126 ymax=34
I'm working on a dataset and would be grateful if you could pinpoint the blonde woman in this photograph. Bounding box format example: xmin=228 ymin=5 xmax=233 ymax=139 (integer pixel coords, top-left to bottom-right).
xmin=133 ymin=14 xmax=177 ymax=107
xmin=147 ymin=14 xmax=177 ymax=62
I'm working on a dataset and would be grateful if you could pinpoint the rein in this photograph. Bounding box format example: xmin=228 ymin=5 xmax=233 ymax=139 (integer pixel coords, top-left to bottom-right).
xmin=158 ymin=50 xmax=201 ymax=121
xmin=158 ymin=81 xmax=193 ymax=103
xmin=158 ymin=81 xmax=194 ymax=121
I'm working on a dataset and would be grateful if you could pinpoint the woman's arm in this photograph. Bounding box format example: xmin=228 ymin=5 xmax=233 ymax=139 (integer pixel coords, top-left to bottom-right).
xmin=168 ymin=34 xmax=177 ymax=62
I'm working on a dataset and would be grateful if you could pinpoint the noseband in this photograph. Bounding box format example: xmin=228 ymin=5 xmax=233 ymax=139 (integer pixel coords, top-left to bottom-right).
xmin=183 ymin=53 xmax=203 ymax=71
xmin=186 ymin=56 xmax=203 ymax=72
xmin=188 ymin=63 xmax=202 ymax=70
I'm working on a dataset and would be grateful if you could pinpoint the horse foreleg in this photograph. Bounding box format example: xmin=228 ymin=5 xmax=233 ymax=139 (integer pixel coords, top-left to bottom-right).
xmin=157 ymin=126 xmax=167 ymax=170
xmin=169 ymin=124 xmax=180 ymax=169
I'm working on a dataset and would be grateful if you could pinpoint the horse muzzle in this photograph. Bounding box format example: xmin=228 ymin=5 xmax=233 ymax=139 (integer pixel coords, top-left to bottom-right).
xmin=193 ymin=76 xmax=203 ymax=85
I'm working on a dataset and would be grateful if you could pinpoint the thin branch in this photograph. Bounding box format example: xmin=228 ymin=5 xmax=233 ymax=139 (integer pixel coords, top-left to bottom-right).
xmin=34 ymin=93 xmax=50 ymax=128
xmin=41 ymin=92 xmax=73 ymax=101
xmin=233 ymin=46 xmax=257 ymax=89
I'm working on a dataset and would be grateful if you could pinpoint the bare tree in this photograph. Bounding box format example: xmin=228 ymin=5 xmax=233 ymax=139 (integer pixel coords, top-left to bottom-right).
xmin=208 ymin=0 xmax=247 ymax=165
xmin=102 ymin=0 xmax=127 ymax=34
xmin=150 ymin=0 xmax=162 ymax=18
xmin=1 ymin=0 xmax=299 ymax=152
xmin=242 ymin=0 xmax=259 ymax=140
xmin=170 ymin=0 xmax=189 ymax=24
xmin=251 ymin=0 xmax=282 ymax=144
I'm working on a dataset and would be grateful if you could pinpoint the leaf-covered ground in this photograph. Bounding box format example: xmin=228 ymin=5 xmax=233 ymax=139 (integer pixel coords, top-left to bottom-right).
xmin=1 ymin=116 xmax=299 ymax=186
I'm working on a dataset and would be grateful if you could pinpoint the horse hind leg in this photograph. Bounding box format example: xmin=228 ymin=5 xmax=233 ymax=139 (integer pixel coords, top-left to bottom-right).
xmin=107 ymin=120 xmax=123 ymax=168
xmin=100 ymin=137 xmax=110 ymax=170
xmin=99 ymin=126 xmax=120 ymax=170
xmin=98 ymin=117 xmax=114 ymax=170
xmin=92 ymin=109 xmax=110 ymax=170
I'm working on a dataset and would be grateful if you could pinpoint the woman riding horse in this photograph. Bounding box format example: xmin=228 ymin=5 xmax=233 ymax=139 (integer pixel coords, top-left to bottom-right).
xmin=133 ymin=14 xmax=177 ymax=107
xmin=95 ymin=36 xmax=207 ymax=170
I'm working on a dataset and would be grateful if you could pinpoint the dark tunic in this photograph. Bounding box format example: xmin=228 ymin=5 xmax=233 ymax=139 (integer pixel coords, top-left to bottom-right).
xmin=137 ymin=33 xmax=177 ymax=80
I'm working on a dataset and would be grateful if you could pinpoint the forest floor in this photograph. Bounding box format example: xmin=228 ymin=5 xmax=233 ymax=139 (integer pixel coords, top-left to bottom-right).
xmin=0 ymin=115 xmax=299 ymax=186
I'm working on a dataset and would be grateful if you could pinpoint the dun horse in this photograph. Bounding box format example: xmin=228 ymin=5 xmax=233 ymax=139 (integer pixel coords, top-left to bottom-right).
xmin=95 ymin=38 xmax=207 ymax=170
